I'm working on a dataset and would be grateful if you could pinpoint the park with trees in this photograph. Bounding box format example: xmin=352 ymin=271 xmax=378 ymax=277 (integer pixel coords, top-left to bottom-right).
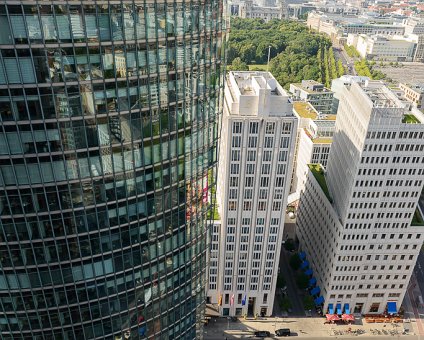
xmin=227 ymin=18 xmax=345 ymax=88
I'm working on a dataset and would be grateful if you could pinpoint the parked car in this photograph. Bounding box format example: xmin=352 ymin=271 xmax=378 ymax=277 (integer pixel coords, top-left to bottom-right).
xmin=254 ymin=331 xmax=271 ymax=338
xmin=275 ymin=328 xmax=291 ymax=337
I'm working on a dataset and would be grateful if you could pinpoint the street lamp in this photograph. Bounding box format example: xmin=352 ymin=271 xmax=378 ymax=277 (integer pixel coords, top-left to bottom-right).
xmin=266 ymin=45 xmax=272 ymax=73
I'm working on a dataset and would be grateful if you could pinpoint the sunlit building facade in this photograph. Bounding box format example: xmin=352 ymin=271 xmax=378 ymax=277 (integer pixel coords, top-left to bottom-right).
xmin=0 ymin=1 xmax=226 ymax=339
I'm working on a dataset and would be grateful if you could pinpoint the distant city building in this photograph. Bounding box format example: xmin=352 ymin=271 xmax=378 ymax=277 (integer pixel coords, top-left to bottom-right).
xmin=403 ymin=17 xmax=424 ymax=35
xmin=400 ymin=83 xmax=424 ymax=108
xmin=352 ymin=34 xmax=416 ymax=61
xmin=307 ymin=11 xmax=405 ymax=41
xmin=288 ymin=3 xmax=316 ymax=19
xmin=289 ymin=80 xmax=335 ymax=115
xmin=232 ymin=0 xmax=288 ymax=21
xmin=290 ymin=102 xmax=335 ymax=195
xmin=296 ymin=80 xmax=424 ymax=316
xmin=207 ymin=71 xmax=297 ymax=317
xmin=410 ymin=34 xmax=424 ymax=62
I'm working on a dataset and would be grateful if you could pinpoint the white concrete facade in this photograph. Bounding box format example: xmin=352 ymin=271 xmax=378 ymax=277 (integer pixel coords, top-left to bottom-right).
xmin=238 ymin=0 xmax=288 ymax=22
xmin=290 ymin=102 xmax=335 ymax=196
xmin=400 ymin=83 xmax=424 ymax=109
xmin=289 ymin=81 xmax=335 ymax=115
xmin=207 ymin=72 xmax=297 ymax=317
xmin=354 ymin=34 xmax=416 ymax=61
xmin=296 ymin=81 xmax=424 ymax=316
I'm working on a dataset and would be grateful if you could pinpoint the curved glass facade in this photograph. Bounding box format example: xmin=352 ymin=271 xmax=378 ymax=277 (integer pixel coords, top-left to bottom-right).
xmin=0 ymin=1 xmax=226 ymax=339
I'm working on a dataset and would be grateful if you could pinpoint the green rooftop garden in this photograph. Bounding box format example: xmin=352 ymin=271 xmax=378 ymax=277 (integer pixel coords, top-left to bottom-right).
xmin=308 ymin=164 xmax=333 ymax=203
xmin=207 ymin=168 xmax=220 ymax=221
xmin=403 ymin=114 xmax=421 ymax=124
xmin=412 ymin=208 xmax=424 ymax=226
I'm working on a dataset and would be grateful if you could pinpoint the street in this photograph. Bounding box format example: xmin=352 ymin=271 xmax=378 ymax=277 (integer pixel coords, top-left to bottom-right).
xmin=277 ymin=248 xmax=305 ymax=316
xmin=414 ymin=251 xmax=424 ymax=296
xmin=203 ymin=315 xmax=419 ymax=339
xmin=333 ymin=47 xmax=357 ymax=76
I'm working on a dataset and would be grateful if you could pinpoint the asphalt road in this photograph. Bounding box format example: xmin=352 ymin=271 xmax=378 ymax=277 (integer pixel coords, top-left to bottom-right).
xmin=278 ymin=249 xmax=305 ymax=316
xmin=414 ymin=250 xmax=424 ymax=301
xmin=206 ymin=333 xmax=419 ymax=339
xmin=333 ymin=47 xmax=357 ymax=76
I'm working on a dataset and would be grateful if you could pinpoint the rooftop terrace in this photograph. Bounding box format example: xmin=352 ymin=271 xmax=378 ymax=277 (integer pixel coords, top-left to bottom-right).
xmin=411 ymin=208 xmax=424 ymax=227
xmin=362 ymin=83 xmax=404 ymax=109
xmin=312 ymin=137 xmax=333 ymax=144
xmin=232 ymin=71 xmax=286 ymax=97
xmin=308 ymin=164 xmax=333 ymax=203
xmin=293 ymin=102 xmax=317 ymax=119
xmin=402 ymin=113 xmax=422 ymax=124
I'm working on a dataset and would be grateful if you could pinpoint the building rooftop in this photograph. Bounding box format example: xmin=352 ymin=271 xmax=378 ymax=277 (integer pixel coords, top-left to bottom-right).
xmin=291 ymin=80 xmax=334 ymax=95
xmin=231 ymin=71 xmax=287 ymax=97
xmin=402 ymin=83 xmax=424 ymax=93
xmin=362 ymin=82 xmax=404 ymax=109
xmin=402 ymin=113 xmax=422 ymax=124
xmin=293 ymin=102 xmax=318 ymax=119
xmin=411 ymin=207 xmax=424 ymax=226
xmin=318 ymin=114 xmax=337 ymax=121
xmin=226 ymin=71 xmax=293 ymax=117
xmin=308 ymin=164 xmax=333 ymax=203
xmin=312 ymin=137 xmax=333 ymax=144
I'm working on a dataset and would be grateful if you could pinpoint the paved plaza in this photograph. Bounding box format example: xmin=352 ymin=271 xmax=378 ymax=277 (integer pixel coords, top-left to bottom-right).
xmin=373 ymin=62 xmax=424 ymax=84
xmin=204 ymin=272 xmax=424 ymax=340
xmin=203 ymin=314 xmax=417 ymax=339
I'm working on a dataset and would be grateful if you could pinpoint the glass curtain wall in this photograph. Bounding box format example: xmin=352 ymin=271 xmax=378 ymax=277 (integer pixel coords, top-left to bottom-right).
xmin=0 ymin=1 xmax=226 ymax=339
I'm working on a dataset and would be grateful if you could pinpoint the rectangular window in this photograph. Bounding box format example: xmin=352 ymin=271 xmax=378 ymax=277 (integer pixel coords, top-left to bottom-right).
xmin=232 ymin=136 xmax=241 ymax=147
xmin=247 ymin=151 xmax=256 ymax=161
xmin=260 ymin=177 xmax=269 ymax=187
xmin=248 ymin=136 xmax=257 ymax=148
xmin=266 ymin=122 xmax=275 ymax=134
xmin=232 ymin=121 xmax=242 ymax=134
xmin=263 ymin=151 xmax=272 ymax=161
xmin=231 ymin=150 xmax=240 ymax=161
xmin=249 ymin=121 xmax=259 ymax=134
xmin=280 ymin=137 xmax=289 ymax=148
xmin=264 ymin=136 xmax=273 ymax=148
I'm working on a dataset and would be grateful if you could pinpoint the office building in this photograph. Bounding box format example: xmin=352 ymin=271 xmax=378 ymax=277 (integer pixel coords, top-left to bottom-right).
xmin=353 ymin=34 xmax=416 ymax=61
xmin=237 ymin=0 xmax=288 ymax=22
xmin=0 ymin=1 xmax=226 ymax=339
xmin=400 ymin=83 xmax=424 ymax=108
xmin=403 ymin=17 xmax=424 ymax=35
xmin=289 ymin=80 xmax=334 ymax=115
xmin=296 ymin=80 xmax=424 ymax=315
xmin=290 ymin=102 xmax=335 ymax=196
xmin=207 ymin=71 xmax=297 ymax=317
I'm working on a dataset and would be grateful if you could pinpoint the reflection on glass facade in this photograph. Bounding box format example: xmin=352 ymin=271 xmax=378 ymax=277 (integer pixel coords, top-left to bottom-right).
xmin=0 ymin=1 xmax=226 ymax=339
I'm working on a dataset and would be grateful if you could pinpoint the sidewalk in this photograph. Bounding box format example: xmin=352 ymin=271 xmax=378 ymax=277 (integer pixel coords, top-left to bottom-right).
xmin=403 ymin=273 xmax=424 ymax=336
xmin=204 ymin=314 xmax=415 ymax=339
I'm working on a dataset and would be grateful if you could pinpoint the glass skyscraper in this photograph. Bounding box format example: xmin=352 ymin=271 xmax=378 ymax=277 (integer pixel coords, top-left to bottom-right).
xmin=0 ymin=1 xmax=226 ymax=339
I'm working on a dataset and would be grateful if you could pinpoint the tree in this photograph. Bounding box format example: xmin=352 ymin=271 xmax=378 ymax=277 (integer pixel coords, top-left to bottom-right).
xmin=337 ymin=59 xmax=345 ymax=77
xmin=228 ymin=57 xmax=249 ymax=71
xmin=289 ymin=253 xmax=302 ymax=271
xmin=276 ymin=274 xmax=286 ymax=288
xmin=303 ymin=296 xmax=315 ymax=311
xmin=280 ymin=297 xmax=292 ymax=312
xmin=284 ymin=239 xmax=295 ymax=251
xmin=296 ymin=272 xmax=309 ymax=289
xmin=228 ymin=18 xmax=331 ymax=88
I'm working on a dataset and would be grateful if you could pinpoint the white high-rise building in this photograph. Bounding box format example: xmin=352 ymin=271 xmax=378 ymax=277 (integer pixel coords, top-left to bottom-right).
xmin=207 ymin=71 xmax=297 ymax=317
xmin=289 ymin=101 xmax=336 ymax=195
xmin=296 ymin=80 xmax=424 ymax=315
